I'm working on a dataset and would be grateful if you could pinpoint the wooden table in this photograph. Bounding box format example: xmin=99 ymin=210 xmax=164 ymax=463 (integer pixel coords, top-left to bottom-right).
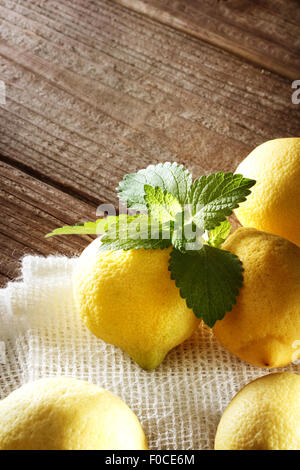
xmin=0 ymin=0 xmax=299 ymax=286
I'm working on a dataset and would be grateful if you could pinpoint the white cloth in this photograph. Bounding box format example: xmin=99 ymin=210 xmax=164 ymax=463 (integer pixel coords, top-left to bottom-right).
xmin=0 ymin=255 xmax=299 ymax=450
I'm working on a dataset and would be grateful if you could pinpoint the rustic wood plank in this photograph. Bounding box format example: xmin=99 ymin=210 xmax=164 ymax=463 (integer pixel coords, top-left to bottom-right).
xmin=115 ymin=0 xmax=300 ymax=80
xmin=0 ymin=0 xmax=299 ymax=281
xmin=0 ymin=271 xmax=10 ymax=284
xmin=0 ymin=160 xmax=95 ymax=285
xmin=0 ymin=0 xmax=298 ymax=205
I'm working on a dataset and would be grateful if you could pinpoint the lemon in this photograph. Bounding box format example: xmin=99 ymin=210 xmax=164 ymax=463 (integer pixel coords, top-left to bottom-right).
xmin=0 ymin=377 xmax=148 ymax=450
xmin=235 ymin=138 xmax=300 ymax=246
xmin=215 ymin=372 xmax=300 ymax=450
xmin=213 ymin=227 xmax=300 ymax=368
xmin=74 ymin=238 xmax=199 ymax=370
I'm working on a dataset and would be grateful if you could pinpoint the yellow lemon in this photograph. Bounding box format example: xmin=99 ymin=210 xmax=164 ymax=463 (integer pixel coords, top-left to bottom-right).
xmin=213 ymin=227 xmax=300 ymax=368
xmin=215 ymin=372 xmax=300 ymax=450
xmin=235 ymin=138 xmax=300 ymax=246
xmin=0 ymin=377 xmax=148 ymax=450
xmin=74 ymin=238 xmax=199 ymax=370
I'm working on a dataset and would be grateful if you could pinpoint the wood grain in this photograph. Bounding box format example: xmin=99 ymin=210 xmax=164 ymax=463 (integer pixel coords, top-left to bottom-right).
xmin=0 ymin=0 xmax=299 ymax=285
xmin=116 ymin=0 xmax=300 ymax=80
xmin=0 ymin=160 xmax=95 ymax=282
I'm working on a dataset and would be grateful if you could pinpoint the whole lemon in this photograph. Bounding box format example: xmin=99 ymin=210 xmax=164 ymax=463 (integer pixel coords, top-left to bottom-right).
xmin=235 ymin=138 xmax=300 ymax=246
xmin=213 ymin=227 xmax=300 ymax=368
xmin=74 ymin=238 xmax=199 ymax=370
xmin=215 ymin=373 xmax=300 ymax=450
xmin=0 ymin=377 xmax=148 ymax=450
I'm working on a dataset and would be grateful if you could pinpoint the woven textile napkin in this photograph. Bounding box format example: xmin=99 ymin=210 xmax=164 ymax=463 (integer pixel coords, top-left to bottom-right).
xmin=0 ymin=255 xmax=299 ymax=450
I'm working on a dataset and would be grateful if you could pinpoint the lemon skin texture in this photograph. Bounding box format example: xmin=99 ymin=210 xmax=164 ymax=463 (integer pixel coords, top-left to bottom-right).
xmin=74 ymin=238 xmax=199 ymax=370
xmin=0 ymin=377 xmax=148 ymax=450
xmin=215 ymin=373 xmax=300 ymax=450
xmin=234 ymin=138 xmax=300 ymax=247
xmin=213 ymin=227 xmax=300 ymax=368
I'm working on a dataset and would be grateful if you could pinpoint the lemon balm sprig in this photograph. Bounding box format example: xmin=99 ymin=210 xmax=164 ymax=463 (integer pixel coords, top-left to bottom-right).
xmin=46 ymin=163 xmax=255 ymax=327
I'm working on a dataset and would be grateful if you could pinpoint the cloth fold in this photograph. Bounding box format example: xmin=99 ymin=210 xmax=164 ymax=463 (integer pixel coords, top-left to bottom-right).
xmin=0 ymin=255 xmax=299 ymax=449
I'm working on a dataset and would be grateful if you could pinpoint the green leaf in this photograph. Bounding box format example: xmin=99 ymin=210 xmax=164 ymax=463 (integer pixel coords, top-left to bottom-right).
xmin=208 ymin=219 xmax=232 ymax=248
xmin=171 ymin=210 xmax=204 ymax=252
xmin=100 ymin=237 xmax=171 ymax=251
xmin=189 ymin=172 xmax=256 ymax=230
xmin=117 ymin=162 xmax=192 ymax=210
xmin=45 ymin=218 xmax=116 ymax=238
xmin=144 ymin=185 xmax=182 ymax=223
xmin=100 ymin=214 xmax=172 ymax=251
xmin=169 ymin=245 xmax=244 ymax=327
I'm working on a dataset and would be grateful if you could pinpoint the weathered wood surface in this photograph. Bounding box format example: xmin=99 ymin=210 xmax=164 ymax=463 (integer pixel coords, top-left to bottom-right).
xmin=0 ymin=160 xmax=94 ymax=281
xmin=116 ymin=0 xmax=300 ymax=80
xmin=0 ymin=0 xmax=299 ymax=284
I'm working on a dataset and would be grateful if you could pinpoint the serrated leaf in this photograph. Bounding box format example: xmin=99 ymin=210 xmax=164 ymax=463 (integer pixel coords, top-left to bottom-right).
xmin=100 ymin=237 xmax=172 ymax=251
xmin=117 ymin=162 xmax=192 ymax=210
xmin=208 ymin=219 xmax=232 ymax=248
xmin=144 ymin=185 xmax=182 ymax=223
xmin=171 ymin=210 xmax=204 ymax=252
xmin=189 ymin=172 xmax=256 ymax=230
xmin=169 ymin=245 xmax=244 ymax=327
xmin=45 ymin=218 xmax=116 ymax=238
xmin=100 ymin=213 xmax=172 ymax=251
